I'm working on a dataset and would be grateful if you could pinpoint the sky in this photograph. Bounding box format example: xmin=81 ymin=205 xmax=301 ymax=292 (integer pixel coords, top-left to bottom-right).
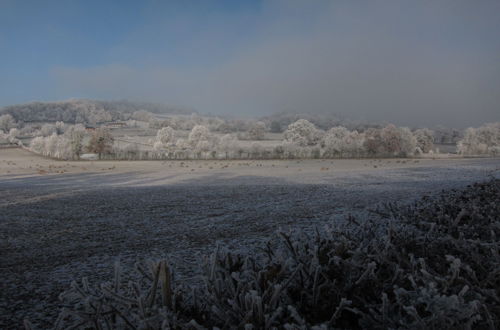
xmin=0 ymin=0 xmax=499 ymax=127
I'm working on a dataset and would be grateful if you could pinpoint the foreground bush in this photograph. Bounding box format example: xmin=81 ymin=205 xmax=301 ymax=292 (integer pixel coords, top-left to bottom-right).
xmin=43 ymin=179 xmax=499 ymax=329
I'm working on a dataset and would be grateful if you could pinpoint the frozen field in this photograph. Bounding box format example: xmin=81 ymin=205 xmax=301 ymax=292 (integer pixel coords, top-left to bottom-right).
xmin=0 ymin=148 xmax=499 ymax=328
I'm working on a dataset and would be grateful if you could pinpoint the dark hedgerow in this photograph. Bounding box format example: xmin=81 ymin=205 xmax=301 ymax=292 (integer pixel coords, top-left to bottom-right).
xmin=34 ymin=179 xmax=499 ymax=329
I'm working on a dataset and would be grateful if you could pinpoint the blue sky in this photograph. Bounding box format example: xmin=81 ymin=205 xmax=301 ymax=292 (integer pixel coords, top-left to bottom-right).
xmin=0 ymin=1 xmax=266 ymax=99
xmin=1 ymin=0 xmax=499 ymax=127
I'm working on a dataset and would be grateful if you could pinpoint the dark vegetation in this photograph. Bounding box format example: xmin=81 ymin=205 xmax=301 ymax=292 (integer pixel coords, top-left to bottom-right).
xmin=41 ymin=179 xmax=499 ymax=329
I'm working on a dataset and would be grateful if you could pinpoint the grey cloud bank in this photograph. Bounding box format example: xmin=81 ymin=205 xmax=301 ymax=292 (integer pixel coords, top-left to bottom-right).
xmin=52 ymin=1 xmax=500 ymax=128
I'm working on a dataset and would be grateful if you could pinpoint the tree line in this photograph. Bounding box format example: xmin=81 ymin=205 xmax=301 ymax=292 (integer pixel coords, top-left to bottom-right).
xmin=2 ymin=116 xmax=495 ymax=160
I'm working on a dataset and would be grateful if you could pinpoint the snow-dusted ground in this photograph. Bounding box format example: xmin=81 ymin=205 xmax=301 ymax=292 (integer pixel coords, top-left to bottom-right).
xmin=0 ymin=148 xmax=499 ymax=328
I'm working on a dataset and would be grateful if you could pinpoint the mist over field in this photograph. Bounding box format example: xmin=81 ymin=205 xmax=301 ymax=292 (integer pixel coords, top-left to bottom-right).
xmin=1 ymin=1 xmax=499 ymax=329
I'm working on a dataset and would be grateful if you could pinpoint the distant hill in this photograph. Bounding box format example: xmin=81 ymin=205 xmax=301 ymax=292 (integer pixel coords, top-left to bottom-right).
xmin=0 ymin=99 xmax=195 ymax=124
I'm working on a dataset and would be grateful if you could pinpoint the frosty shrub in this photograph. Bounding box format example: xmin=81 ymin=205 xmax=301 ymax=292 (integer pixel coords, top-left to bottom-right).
xmin=51 ymin=179 xmax=499 ymax=329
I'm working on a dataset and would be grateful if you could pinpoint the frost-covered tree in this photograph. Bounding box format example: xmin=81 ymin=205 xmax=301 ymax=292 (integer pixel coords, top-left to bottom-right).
xmin=207 ymin=117 xmax=226 ymax=132
xmin=249 ymin=142 xmax=265 ymax=158
xmin=323 ymin=126 xmax=350 ymax=156
xmin=283 ymin=119 xmax=322 ymax=146
xmin=64 ymin=124 xmax=86 ymax=158
xmin=194 ymin=140 xmax=211 ymax=156
xmin=363 ymin=128 xmax=384 ymax=156
xmin=112 ymin=142 xmax=141 ymax=160
xmin=380 ymin=124 xmax=403 ymax=155
xmin=281 ymin=141 xmax=301 ymax=158
xmin=6 ymin=128 xmax=21 ymax=144
xmin=153 ymin=126 xmax=176 ymax=151
xmin=28 ymin=124 xmax=84 ymax=159
xmin=322 ymin=126 xmax=366 ymax=158
xmin=398 ymin=127 xmax=417 ymax=156
xmin=123 ymin=143 xmax=139 ymax=154
xmin=0 ymin=114 xmax=16 ymax=133
xmin=8 ymin=128 xmax=20 ymax=139
xmin=414 ymin=128 xmax=434 ymax=153
xmin=152 ymin=141 xmax=163 ymax=152
xmin=344 ymin=130 xmax=365 ymax=157
xmin=29 ymin=136 xmax=46 ymax=154
xmin=380 ymin=124 xmax=417 ymax=156
xmin=272 ymin=144 xmax=285 ymax=158
xmin=87 ymin=109 xmax=112 ymax=124
xmin=19 ymin=125 xmax=37 ymax=136
xmin=87 ymin=128 xmax=114 ymax=159
xmin=54 ymin=135 xmax=73 ymax=159
xmin=44 ymin=133 xmax=59 ymax=157
xmin=247 ymin=121 xmax=266 ymax=140
xmin=457 ymin=122 xmax=500 ymax=155
xmin=188 ymin=125 xmax=215 ymax=152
